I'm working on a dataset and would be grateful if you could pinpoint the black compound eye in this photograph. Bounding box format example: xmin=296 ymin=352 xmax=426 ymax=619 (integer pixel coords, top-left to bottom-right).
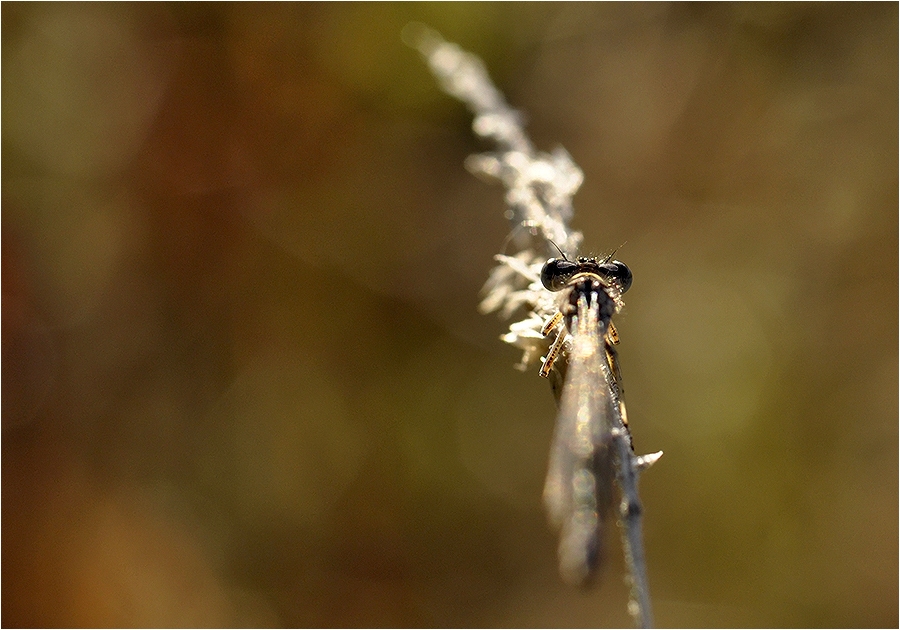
xmin=540 ymin=258 xmax=578 ymax=292
xmin=599 ymin=260 xmax=633 ymax=293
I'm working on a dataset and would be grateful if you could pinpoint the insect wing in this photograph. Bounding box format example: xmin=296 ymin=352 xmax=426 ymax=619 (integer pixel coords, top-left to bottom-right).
xmin=542 ymin=294 xmax=617 ymax=586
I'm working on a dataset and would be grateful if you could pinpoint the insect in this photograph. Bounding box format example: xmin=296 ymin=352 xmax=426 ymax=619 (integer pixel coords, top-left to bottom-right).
xmin=538 ymin=254 xmax=633 ymax=586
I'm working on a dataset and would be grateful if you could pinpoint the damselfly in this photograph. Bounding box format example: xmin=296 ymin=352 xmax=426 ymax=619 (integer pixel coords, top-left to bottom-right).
xmin=538 ymin=254 xmax=633 ymax=586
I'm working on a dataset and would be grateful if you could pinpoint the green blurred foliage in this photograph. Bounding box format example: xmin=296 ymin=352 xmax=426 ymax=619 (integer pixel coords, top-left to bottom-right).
xmin=3 ymin=3 xmax=896 ymax=627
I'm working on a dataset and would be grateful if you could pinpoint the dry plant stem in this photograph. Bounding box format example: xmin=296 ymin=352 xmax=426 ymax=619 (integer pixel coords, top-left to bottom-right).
xmin=616 ymin=435 xmax=663 ymax=628
xmin=407 ymin=24 xmax=660 ymax=627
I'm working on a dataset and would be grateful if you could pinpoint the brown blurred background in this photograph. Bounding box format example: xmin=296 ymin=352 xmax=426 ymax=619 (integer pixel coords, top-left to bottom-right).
xmin=2 ymin=3 xmax=896 ymax=627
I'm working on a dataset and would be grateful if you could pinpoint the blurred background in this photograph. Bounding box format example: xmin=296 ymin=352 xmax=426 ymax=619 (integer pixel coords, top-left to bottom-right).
xmin=3 ymin=3 xmax=896 ymax=627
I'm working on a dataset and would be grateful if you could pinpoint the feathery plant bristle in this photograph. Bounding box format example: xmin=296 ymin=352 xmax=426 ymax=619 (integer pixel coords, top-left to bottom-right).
xmin=405 ymin=22 xmax=586 ymax=371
